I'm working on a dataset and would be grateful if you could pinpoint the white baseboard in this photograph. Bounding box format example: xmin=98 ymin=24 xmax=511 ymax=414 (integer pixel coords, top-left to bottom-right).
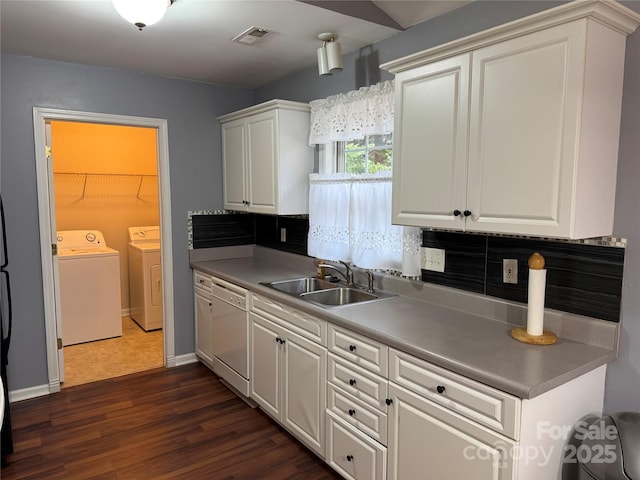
xmin=174 ymin=352 xmax=198 ymax=366
xmin=9 ymin=354 xmax=199 ymax=403
xmin=9 ymin=383 xmax=51 ymax=403
xmin=121 ymin=308 xmax=131 ymax=317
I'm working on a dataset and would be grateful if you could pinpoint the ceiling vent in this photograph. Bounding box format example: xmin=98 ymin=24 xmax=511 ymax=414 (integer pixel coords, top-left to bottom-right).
xmin=232 ymin=26 xmax=270 ymax=45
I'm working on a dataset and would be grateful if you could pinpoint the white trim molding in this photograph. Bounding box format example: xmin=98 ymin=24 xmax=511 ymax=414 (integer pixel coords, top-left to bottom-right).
xmin=32 ymin=107 xmax=175 ymax=393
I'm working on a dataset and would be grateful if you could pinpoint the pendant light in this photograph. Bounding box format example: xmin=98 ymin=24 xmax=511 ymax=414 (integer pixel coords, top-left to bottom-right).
xmin=112 ymin=0 xmax=172 ymax=31
xmin=317 ymin=33 xmax=343 ymax=76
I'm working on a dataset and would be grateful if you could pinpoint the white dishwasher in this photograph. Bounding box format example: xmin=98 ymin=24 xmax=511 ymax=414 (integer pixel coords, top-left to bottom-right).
xmin=211 ymin=278 xmax=250 ymax=397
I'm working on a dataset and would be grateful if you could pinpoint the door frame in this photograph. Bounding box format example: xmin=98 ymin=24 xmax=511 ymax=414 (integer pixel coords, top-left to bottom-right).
xmin=33 ymin=107 xmax=175 ymax=393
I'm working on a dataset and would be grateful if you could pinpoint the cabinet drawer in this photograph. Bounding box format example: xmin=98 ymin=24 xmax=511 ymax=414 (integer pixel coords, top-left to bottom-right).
xmin=328 ymin=383 xmax=387 ymax=445
xmin=328 ymin=324 xmax=388 ymax=376
xmin=252 ymin=294 xmax=326 ymax=345
xmin=329 ymin=354 xmax=388 ymax=411
xmin=194 ymin=270 xmax=212 ymax=294
xmin=389 ymin=349 xmax=521 ymax=440
xmin=326 ymin=412 xmax=387 ymax=480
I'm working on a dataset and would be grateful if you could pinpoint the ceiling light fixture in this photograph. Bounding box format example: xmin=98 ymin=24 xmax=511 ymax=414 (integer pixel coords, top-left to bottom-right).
xmin=112 ymin=0 xmax=175 ymax=31
xmin=317 ymin=33 xmax=343 ymax=76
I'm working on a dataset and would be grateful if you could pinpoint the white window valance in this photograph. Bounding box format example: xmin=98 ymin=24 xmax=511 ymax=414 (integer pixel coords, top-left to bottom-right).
xmin=308 ymin=80 xmax=394 ymax=145
xmin=308 ymin=172 xmax=421 ymax=276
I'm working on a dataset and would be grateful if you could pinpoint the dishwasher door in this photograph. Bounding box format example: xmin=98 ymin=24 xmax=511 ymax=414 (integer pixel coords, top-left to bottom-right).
xmin=211 ymin=281 xmax=249 ymax=379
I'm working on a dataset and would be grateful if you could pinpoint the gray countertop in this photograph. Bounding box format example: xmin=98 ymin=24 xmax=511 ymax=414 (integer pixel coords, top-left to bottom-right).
xmin=190 ymin=248 xmax=617 ymax=400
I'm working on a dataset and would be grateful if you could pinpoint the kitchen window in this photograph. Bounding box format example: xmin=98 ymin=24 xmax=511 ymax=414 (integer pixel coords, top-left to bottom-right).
xmin=308 ymin=81 xmax=420 ymax=276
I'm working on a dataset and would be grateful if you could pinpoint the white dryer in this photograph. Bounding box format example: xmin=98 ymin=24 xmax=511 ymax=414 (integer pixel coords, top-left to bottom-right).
xmin=128 ymin=226 xmax=162 ymax=331
xmin=57 ymin=230 xmax=122 ymax=346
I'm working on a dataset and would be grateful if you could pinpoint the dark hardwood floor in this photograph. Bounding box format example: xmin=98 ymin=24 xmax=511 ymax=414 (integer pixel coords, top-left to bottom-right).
xmin=2 ymin=363 xmax=342 ymax=479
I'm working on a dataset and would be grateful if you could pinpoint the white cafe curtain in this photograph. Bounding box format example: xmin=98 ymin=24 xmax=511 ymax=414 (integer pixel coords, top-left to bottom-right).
xmin=308 ymin=172 xmax=421 ymax=276
xmin=307 ymin=80 xmax=420 ymax=276
xmin=308 ymin=80 xmax=394 ymax=145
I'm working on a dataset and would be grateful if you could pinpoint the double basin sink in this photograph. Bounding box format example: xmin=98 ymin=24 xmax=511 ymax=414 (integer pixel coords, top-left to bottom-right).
xmin=262 ymin=277 xmax=394 ymax=308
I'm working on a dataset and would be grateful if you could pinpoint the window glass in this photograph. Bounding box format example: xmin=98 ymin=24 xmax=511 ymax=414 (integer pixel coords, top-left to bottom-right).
xmin=343 ymin=134 xmax=392 ymax=174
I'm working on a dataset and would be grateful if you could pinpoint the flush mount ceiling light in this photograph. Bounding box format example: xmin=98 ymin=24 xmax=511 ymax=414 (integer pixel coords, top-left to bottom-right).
xmin=112 ymin=0 xmax=175 ymax=31
xmin=317 ymin=33 xmax=343 ymax=76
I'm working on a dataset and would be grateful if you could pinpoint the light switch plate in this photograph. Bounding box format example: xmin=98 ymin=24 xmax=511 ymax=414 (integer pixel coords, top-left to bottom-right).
xmin=421 ymin=247 xmax=445 ymax=273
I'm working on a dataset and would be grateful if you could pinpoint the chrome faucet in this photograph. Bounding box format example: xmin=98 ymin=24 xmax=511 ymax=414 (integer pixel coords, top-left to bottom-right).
xmin=366 ymin=271 xmax=375 ymax=293
xmin=318 ymin=261 xmax=354 ymax=285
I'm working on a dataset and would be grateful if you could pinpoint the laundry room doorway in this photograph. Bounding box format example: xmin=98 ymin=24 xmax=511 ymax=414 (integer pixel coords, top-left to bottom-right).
xmin=33 ymin=108 xmax=175 ymax=394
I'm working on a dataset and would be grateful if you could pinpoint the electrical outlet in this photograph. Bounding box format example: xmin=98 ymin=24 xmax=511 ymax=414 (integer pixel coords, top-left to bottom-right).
xmin=421 ymin=247 xmax=445 ymax=273
xmin=280 ymin=228 xmax=287 ymax=242
xmin=503 ymin=259 xmax=518 ymax=284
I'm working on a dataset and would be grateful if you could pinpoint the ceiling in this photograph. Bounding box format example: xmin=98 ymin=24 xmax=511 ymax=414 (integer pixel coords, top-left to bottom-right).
xmin=0 ymin=0 xmax=471 ymax=88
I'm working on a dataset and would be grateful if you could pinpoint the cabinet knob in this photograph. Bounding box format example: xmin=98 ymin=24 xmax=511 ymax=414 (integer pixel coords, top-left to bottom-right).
xmin=199 ymin=279 xmax=204 ymax=283
xmin=346 ymin=455 xmax=354 ymax=462
xmin=208 ymin=302 xmax=212 ymax=307
xmin=453 ymin=209 xmax=461 ymax=217
xmin=348 ymin=409 xmax=356 ymax=416
xmin=463 ymin=210 xmax=472 ymax=217
xmin=349 ymin=379 xmax=357 ymax=386
xmin=385 ymin=398 xmax=393 ymax=406
xmin=436 ymin=385 xmax=446 ymax=394
xmin=348 ymin=344 xmax=356 ymax=352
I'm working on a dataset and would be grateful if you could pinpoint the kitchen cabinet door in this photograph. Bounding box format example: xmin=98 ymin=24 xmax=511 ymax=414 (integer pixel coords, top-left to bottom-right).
xmin=466 ymin=21 xmax=588 ymax=237
xmin=250 ymin=312 xmax=281 ymax=419
xmin=246 ymin=110 xmax=278 ymax=214
xmin=282 ymin=328 xmax=326 ymax=456
xmin=387 ymin=383 xmax=515 ymax=480
xmin=392 ymin=54 xmax=470 ymax=230
xmin=221 ymin=118 xmax=247 ymax=211
xmin=194 ymin=289 xmax=213 ymax=367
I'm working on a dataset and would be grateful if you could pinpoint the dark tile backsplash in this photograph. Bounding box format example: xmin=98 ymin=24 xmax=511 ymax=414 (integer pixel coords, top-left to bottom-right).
xmin=255 ymin=214 xmax=309 ymax=255
xmin=421 ymin=231 xmax=486 ymax=294
xmin=486 ymin=237 xmax=624 ymax=322
xmin=192 ymin=213 xmax=308 ymax=256
xmin=423 ymin=230 xmax=625 ymax=322
xmin=192 ymin=212 xmax=625 ymax=322
xmin=191 ymin=213 xmax=255 ymax=249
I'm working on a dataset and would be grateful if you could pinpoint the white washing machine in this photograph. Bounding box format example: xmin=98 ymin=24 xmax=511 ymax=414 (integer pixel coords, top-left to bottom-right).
xmin=57 ymin=230 xmax=122 ymax=346
xmin=128 ymin=226 xmax=162 ymax=331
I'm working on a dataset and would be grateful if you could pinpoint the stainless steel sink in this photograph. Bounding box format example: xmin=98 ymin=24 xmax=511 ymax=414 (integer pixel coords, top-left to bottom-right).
xmin=262 ymin=277 xmax=395 ymax=308
xmin=300 ymin=287 xmax=379 ymax=307
xmin=263 ymin=277 xmax=338 ymax=295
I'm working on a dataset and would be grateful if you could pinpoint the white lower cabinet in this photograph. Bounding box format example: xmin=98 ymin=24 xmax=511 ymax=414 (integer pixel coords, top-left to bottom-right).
xmin=216 ymin=288 xmax=606 ymax=480
xmin=250 ymin=310 xmax=327 ymax=457
xmin=387 ymin=383 xmax=515 ymax=480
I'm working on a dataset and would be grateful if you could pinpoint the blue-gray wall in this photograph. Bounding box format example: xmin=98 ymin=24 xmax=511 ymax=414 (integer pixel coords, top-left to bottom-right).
xmin=2 ymin=0 xmax=639 ymax=413
xmin=0 ymin=55 xmax=253 ymax=390
xmin=256 ymin=0 xmax=640 ymax=414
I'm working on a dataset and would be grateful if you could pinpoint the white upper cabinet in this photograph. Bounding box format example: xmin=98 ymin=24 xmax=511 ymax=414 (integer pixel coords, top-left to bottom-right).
xmin=218 ymin=100 xmax=314 ymax=215
xmin=391 ymin=54 xmax=470 ymax=230
xmin=383 ymin=0 xmax=640 ymax=239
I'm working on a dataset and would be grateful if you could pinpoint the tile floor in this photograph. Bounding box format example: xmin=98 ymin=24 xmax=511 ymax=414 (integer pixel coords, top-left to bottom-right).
xmin=63 ymin=316 xmax=163 ymax=387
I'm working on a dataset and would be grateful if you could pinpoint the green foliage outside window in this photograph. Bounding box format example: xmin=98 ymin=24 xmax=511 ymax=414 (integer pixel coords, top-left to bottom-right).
xmin=344 ymin=134 xmax=392 ymax=174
